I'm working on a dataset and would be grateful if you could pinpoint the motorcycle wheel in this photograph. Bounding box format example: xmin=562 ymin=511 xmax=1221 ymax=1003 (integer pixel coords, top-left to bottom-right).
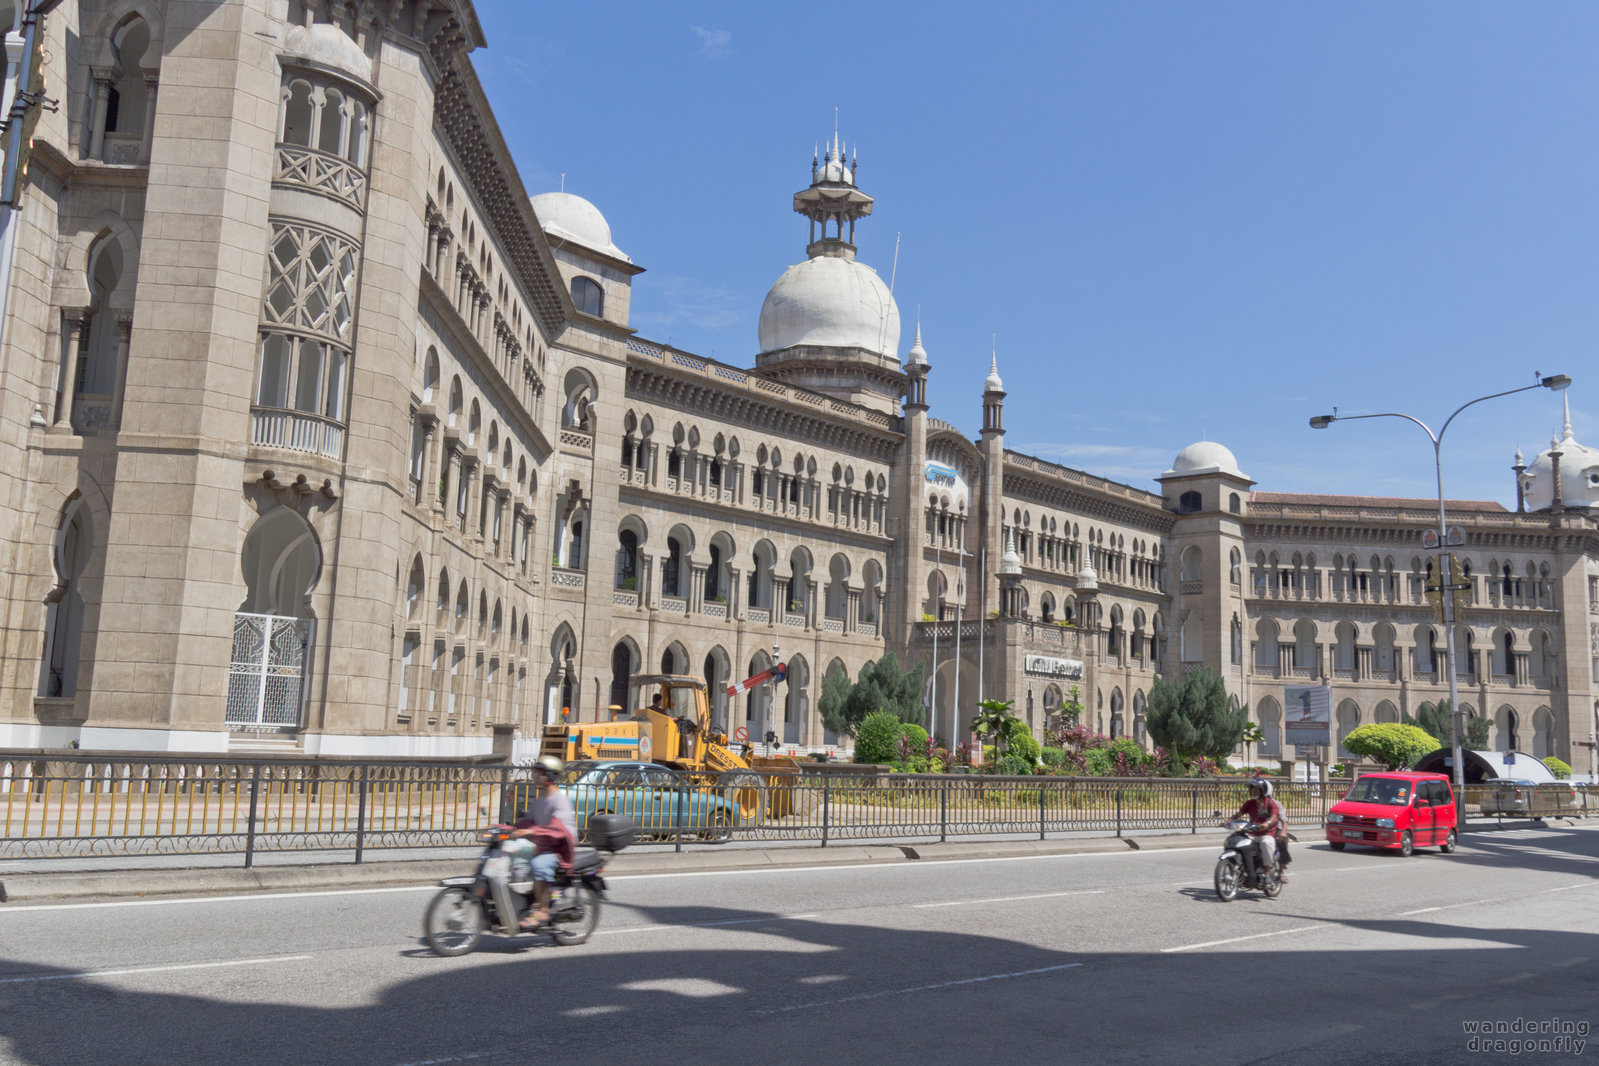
xmin=1214 ymin=857 xmax=1239 ymax=901
xmin=424 ymin=886 xmax=484 ymax=957
xmin=551 ymin=884 xmax=602 ymax=946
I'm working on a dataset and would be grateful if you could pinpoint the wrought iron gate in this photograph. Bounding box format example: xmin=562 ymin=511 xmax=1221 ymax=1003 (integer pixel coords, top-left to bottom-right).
xmin=225 ymin=612 xmax=313 ymax=729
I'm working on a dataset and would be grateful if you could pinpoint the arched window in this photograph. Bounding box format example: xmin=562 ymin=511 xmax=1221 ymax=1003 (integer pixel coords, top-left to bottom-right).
xmin=571 ymin=277 xmax=603 ymax=316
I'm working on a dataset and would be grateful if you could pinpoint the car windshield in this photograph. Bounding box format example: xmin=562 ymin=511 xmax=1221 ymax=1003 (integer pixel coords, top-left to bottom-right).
xmin=1344 ymin=777 xmax=1412 ymax=805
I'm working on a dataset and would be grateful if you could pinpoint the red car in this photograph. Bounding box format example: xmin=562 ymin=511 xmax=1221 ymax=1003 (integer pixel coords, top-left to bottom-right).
xmin=1325 ymin=771 xmax=1458 ymax=856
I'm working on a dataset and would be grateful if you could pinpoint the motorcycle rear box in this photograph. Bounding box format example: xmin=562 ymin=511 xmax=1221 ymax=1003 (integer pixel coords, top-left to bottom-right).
xmin=587 ymin=813 xmax=636 ymax=851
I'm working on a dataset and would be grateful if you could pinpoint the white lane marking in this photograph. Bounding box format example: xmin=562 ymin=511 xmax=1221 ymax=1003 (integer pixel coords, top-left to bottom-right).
xmin=1161 ymin=925 xmax=1323 ymax=953
xmin=755 ymin=962 xmax=1084 ymax=1014
xmin=914 ymin=889 xmax=1105 ymax=909
xmin=0 ymin=954 xmax=312 ymax=985
xmin=0 ymin=884 xmax=437 ymax=913
xmin=597 ymin=913 xmax=820 ymax=935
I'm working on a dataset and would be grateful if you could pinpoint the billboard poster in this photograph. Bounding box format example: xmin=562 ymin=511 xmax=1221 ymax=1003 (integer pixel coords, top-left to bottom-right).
xmin=1284 ymin=684 xmax=1332 ymax=747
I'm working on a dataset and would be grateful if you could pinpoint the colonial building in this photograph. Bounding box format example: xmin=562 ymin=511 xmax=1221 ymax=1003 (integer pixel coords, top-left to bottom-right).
xmin=1 ymin=1 xmax=1594 ymax=769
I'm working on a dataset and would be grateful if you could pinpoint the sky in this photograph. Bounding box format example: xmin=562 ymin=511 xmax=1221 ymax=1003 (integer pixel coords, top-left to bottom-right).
xmin=469 ymin=1 xmax=1596 ymax=508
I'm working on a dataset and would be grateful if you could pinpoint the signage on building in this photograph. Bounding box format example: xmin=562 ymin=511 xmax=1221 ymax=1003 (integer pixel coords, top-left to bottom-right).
xmin=1025 ymin=655 xmax=1083 ymax=680
xmin=1284 ymin=684 xmax=1331 ymax=746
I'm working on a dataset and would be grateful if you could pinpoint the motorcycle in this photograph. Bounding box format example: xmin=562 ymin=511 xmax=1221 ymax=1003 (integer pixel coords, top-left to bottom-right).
xmin=1214 ymin=818 xmax=1283 ymax=901
xmin=423 ymin=813 xmax=635 ymax=956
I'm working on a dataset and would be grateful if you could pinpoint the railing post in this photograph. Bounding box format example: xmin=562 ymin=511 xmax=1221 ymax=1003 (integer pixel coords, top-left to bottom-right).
xmin=674 ymin=781 xmax=685 ymax=853
xmin=354 ymin=765 xmax=368 ymax=864
xmin=821 ymin=775 xmax=831 ymax=848
xmin=940 ymin=780 xmax=948 ymax=843
xmin=244 ymin=763 xmax=262 ymax=869
xmin=1116 ymin=787 xmax=1123 ymax=838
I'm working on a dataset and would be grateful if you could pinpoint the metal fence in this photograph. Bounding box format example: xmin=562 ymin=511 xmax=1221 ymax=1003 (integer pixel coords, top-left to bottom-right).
xmin=4 ymin=754 xmax=1594 ymax=868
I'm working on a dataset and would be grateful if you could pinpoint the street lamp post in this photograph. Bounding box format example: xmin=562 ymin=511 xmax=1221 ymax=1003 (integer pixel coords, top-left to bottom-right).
xmin=1310 ymin=373 xmax=1571 ymax=829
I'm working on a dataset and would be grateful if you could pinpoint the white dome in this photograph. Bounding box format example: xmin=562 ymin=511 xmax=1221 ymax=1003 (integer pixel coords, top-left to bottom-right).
xmin=1163 ymin=440 xmax=1246 ymax=480
xmin=758 ymin=256 xmax=900 ymax=356
xmin=1521 ymin=422 xmax=1599 ymax=512
xmin=283 ymin=23 xmax=372 ymax=82
xmin=530 ymin=192 xmax=630 ymax=262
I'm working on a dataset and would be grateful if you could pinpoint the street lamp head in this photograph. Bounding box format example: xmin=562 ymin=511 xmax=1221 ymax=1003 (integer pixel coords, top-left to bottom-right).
xmin=1309 ymin=414 xmax=1336 ymax=430
xmin=1541 ymin=373 xmax=1572 ymax=392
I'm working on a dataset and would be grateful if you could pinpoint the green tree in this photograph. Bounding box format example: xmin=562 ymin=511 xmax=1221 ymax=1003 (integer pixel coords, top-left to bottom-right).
xmin=971 ymin=699 xmax=1019 ymax=769
xmin=853 ymin=711 xmax=905 ymax=765
xmin=1405 ymin=699 xmax=1490 ymax=750
xmin=1058 ymin=685 xmax=1084 ymax=730
xmin=820 ymin=652 xmax=927 ymax=736
xmin=1145 ymin=666 xmax=1248 ymax=772
xmin=1342 ymin=723 xmax=1440 ymax=770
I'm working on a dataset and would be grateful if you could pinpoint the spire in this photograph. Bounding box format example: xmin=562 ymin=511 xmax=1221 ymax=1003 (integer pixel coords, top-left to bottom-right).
xmin=906 ymin=321 xmax=927 ymax=368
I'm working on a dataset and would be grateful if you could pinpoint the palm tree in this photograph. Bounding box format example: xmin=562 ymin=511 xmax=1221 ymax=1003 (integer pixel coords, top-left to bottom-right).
xmin=971 ymin=698 xmax=1019 ymax=770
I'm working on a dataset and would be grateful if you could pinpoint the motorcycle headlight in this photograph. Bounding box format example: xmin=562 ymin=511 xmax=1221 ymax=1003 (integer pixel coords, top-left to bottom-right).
xmin=1376 ymin=818 xmax=1395 ymax=829
xmin=1326 ymin=813 xmax=1343 ymax=824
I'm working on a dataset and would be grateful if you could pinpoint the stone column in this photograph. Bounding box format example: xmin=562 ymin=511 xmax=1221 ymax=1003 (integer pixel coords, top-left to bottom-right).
xmin=55 ymin=310 xmax=88 ymax=427
xmin=87 ymin=72 xmax=112 ymax=160
xmin=108 ymin=314 xmax=134 ymax=427
xmin=141 ymin=76 xmax=159 ymax=162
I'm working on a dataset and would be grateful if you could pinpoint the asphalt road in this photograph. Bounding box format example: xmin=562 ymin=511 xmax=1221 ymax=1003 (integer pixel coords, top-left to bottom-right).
xmin=2 ymin=826 xmax=1596 ymax=1066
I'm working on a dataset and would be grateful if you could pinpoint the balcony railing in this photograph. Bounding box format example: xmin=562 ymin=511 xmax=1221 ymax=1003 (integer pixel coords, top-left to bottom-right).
xmin=251 ymin=407 xmax=345 ymax=460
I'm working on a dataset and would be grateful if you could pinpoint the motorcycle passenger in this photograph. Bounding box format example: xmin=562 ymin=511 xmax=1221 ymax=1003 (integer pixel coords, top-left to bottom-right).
xmin=1234 ymin=778 xmax=1285 ymax=882
xmin=508 ymin=755 xmax=576 ymax=929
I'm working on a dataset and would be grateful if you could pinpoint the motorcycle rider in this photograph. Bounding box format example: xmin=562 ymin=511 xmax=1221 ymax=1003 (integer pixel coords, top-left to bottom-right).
xmin=508 ymin=755 xmax=576 ymax=928
xmin=1234 ymin=778 xmax=1286 ymax=882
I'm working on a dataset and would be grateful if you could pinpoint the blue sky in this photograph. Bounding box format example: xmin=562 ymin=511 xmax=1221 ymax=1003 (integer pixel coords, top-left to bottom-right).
xmin=470 ymin=2 xmax=1595 ymax=507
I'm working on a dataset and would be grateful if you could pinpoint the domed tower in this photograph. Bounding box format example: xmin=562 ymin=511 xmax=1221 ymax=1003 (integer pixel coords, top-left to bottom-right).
xmin=1520 ymin=394 xmax=1599 ymax=512
xmin=755 ymin=134 xmax=904 ymax=415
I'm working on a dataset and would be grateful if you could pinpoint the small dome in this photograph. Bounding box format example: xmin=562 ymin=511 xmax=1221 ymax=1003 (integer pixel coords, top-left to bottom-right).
xmin=530 ymin=191 xmax=631 ymax=262
xmin=905 ymin=324 xmax=927 ymax=368
xmin=1075 ymin=565 xmax=1098 ymax=591
xmin=283 ymin=23 xmax=372 ymax=82
xmin=1162 ymin=440 xmax=1246 ymax=480
xmin=984 ymin=354 xmax=1003 ymax=393
xmin=999 ymin=531 xmax=1022 ymax=576
xmin=758 ymin=256 xmax=900 ymax=356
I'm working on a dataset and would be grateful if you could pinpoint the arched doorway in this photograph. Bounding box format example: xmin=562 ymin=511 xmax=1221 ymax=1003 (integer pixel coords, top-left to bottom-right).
xmin=225 ymin=507 xmax=320 ymax=732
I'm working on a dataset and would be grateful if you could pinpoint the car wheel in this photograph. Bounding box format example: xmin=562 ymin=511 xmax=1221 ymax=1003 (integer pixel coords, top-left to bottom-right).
xmin=1328 ymin=841 xmax=1346 ymax=852
xmin=700 ymin=808 xmax=733 ymax=844
xmin=1398 ymin=830 xmax=1414 ymax=858
xmin=1440 ymin=828 xmax=1457 ymax=854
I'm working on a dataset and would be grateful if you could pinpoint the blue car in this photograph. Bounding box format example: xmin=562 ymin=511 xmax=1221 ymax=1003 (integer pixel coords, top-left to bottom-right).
xmin=510 ymin=760 xmax=740 ymax=844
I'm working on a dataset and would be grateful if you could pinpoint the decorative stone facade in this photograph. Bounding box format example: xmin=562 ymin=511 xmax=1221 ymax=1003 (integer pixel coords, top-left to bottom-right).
xmin=1 ymin=1 xmax=1594 ymax=769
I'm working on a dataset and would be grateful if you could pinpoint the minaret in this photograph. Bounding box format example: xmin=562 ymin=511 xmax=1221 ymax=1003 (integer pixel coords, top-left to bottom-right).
xmin=889 ymin=324 xmax=932 ymax=644
xmin=978 ymin=347 xmax=1007 ymax=628
xmin=1513 ymin=447 xmax=1527 ymax=513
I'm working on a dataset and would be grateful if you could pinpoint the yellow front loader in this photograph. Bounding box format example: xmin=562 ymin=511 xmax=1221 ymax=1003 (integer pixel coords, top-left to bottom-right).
xmin=540 ymin=672 xmax=805 ymax=821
